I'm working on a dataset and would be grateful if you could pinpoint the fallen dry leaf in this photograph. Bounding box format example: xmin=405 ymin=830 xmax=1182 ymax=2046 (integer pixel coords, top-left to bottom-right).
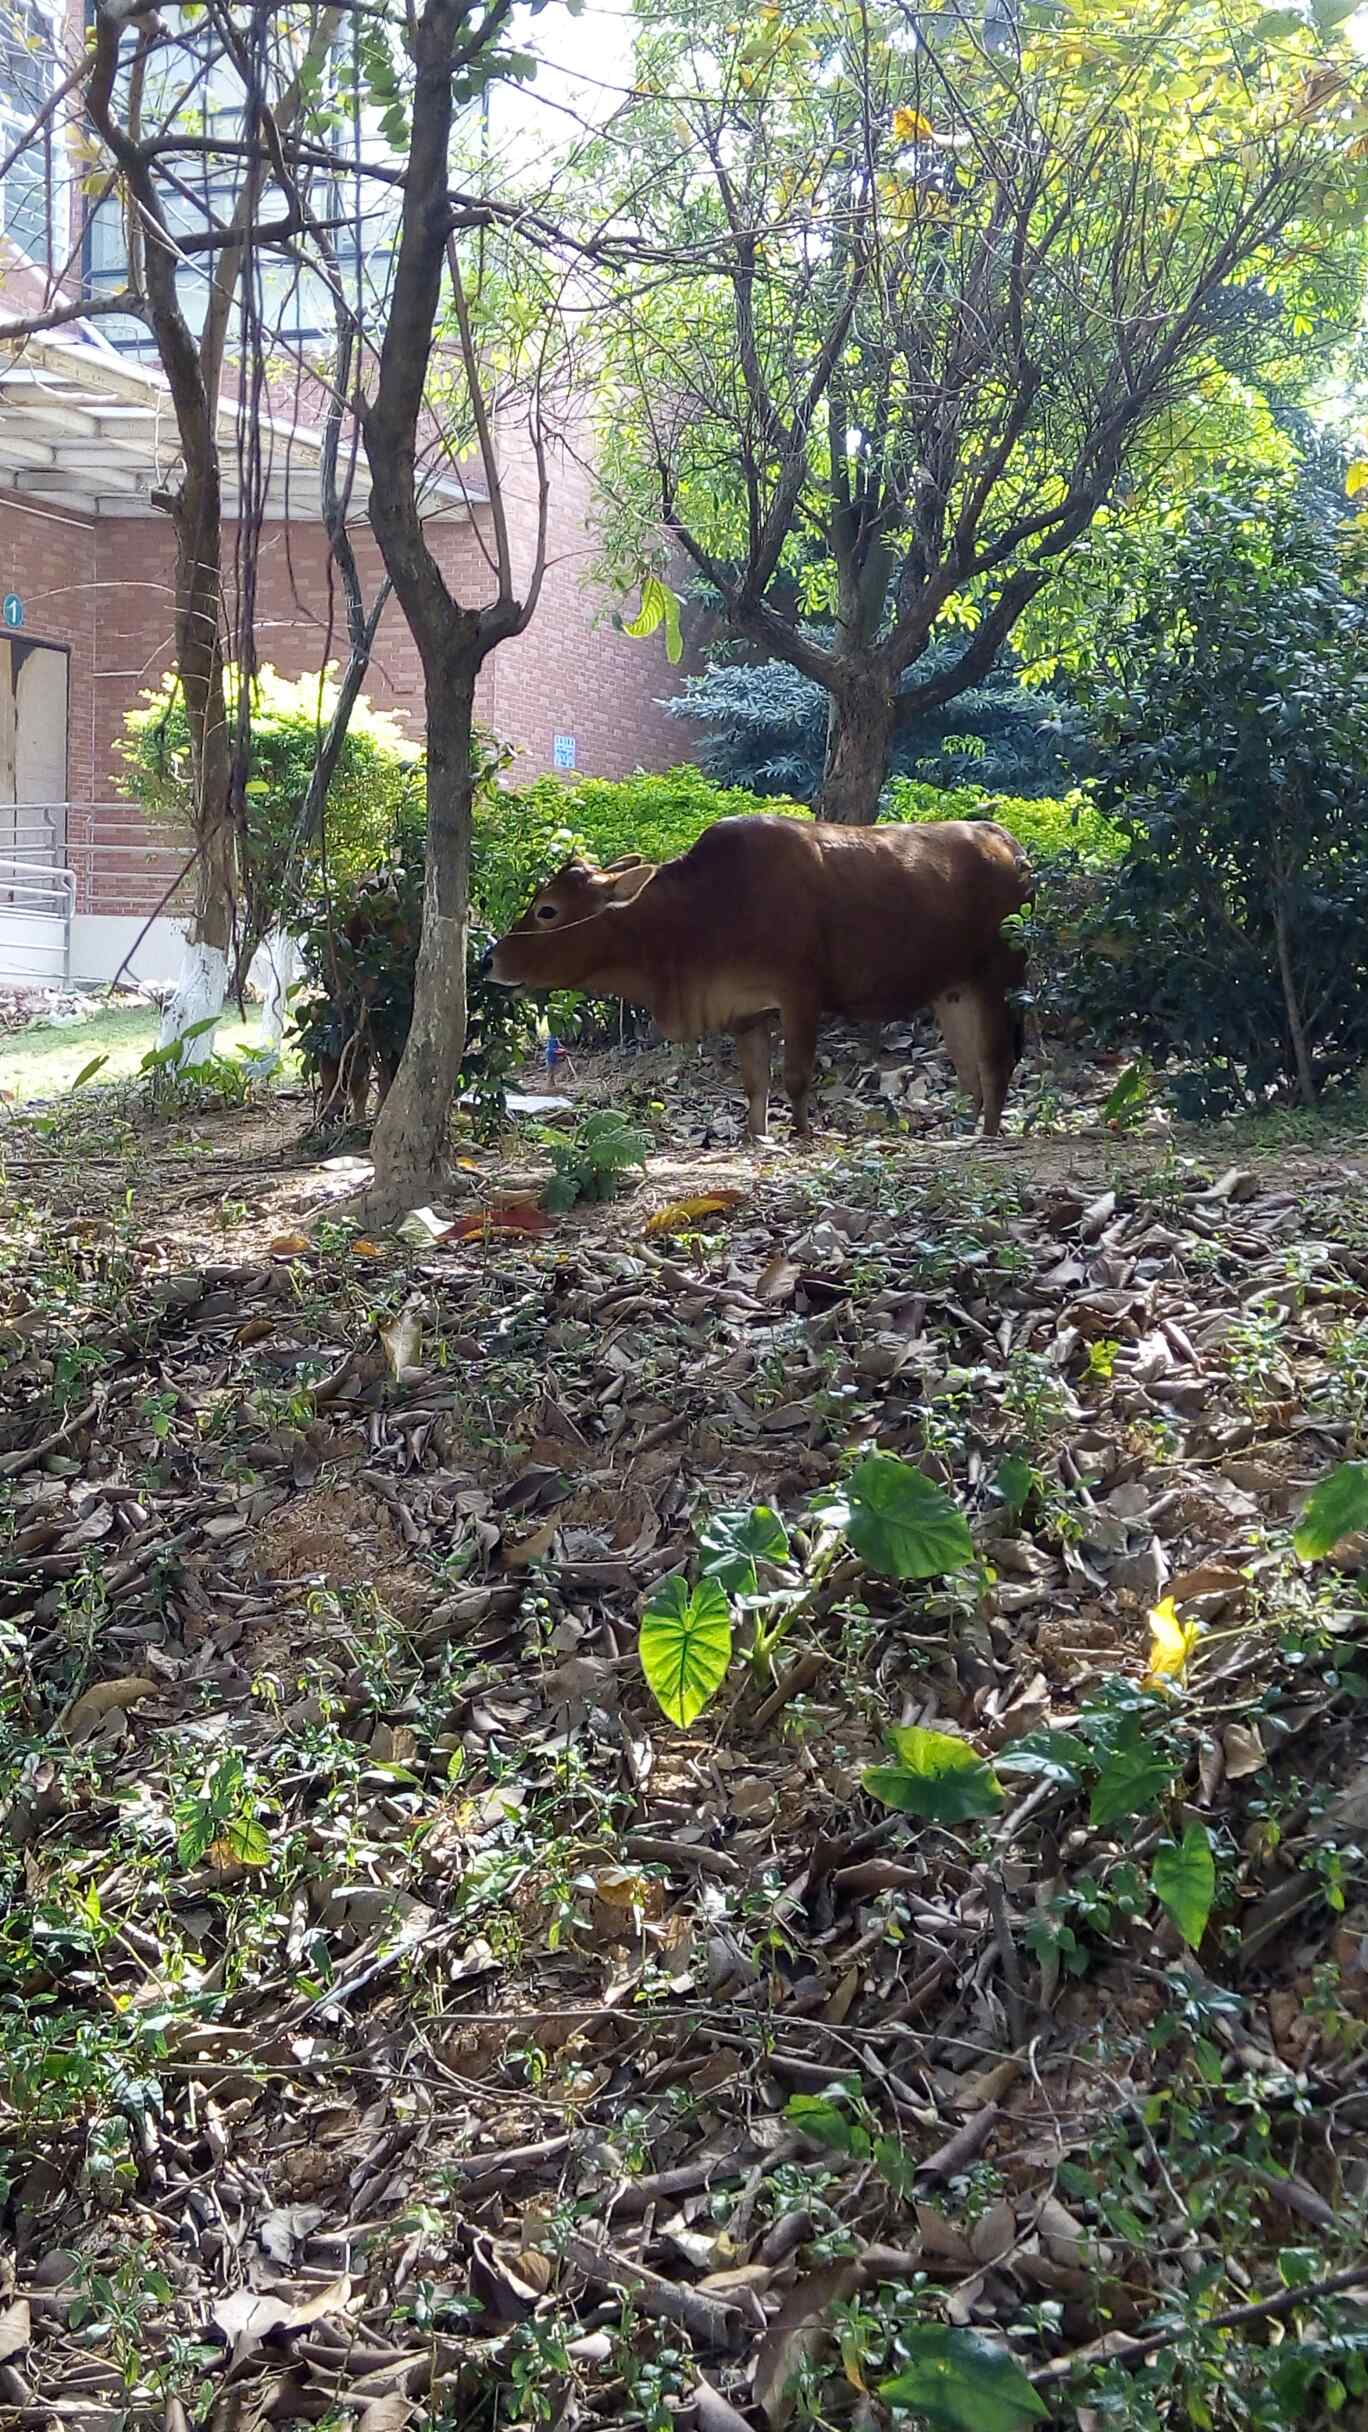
xmin=752 ymin=2264 xmax=860 ymax=2428
xmin=645 ymin=1190 xmax=745 ymax=1235
xmin=211 ymin=2275 xmax=354 ymax=2371
xmin=0 ymin=2299 xmax=30 ymax=2364
xmin=60 ymin=1676 xmax=158 ymax=1741
xmin=450 ymin=1202 xmax=554 ymax=1242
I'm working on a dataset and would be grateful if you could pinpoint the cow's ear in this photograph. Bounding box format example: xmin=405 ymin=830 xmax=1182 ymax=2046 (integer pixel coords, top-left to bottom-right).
xmin=602 ymin=853 xmax=646 ymax=872
xmin=604 ymin=860 xmax=655 ymax=904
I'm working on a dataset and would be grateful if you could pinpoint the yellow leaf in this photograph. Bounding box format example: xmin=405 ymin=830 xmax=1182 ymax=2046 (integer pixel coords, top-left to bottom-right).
xmin=644 ymin=1190 xmax=746 ymax=1234
xmin=351 ymin=1238 xmax=385 ymax=1259
xmin=892 ymin=104 xmax=935 ymax=141
xmin=268 ymin=1232 xmax=312 ymax=1257
xmin=1144 ymin=1596 xmax=1201 ymax=1689
xmin=1347 ymin=460 xmax=1368 ymax=498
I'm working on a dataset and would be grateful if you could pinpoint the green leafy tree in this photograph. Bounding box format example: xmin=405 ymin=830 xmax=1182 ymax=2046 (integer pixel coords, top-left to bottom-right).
xmin=591 ymin=0 xmax=1366 ymax=822
xmin=1071 ymin=489 xmax=1368 ymax=1112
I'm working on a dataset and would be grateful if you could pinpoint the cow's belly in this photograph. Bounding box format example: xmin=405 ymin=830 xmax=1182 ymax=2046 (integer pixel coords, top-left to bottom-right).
xmin=656 ymin=971 xmax=784 ymax=1041
xmin=827 ymin=975 xmax=931 ymax=1022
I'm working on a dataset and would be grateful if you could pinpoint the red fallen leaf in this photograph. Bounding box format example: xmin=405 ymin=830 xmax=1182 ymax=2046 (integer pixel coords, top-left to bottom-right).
xmin=449 ymin=1202 xmax=553 ymax=1242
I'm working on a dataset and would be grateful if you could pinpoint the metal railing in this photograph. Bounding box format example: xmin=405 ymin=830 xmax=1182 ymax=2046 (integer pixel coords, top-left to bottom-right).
xmin=0 ymin=854 xmax=74 ymax=985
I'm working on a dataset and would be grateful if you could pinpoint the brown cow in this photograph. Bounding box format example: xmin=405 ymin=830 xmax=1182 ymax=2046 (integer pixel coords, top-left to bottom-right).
xmin=488 ymin=814 xmax=1033 ymax=1140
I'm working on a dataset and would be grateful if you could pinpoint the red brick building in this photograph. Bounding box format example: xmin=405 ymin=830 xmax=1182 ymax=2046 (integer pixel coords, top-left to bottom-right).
xmin=0 ymin=8 xmax=694 ymax=986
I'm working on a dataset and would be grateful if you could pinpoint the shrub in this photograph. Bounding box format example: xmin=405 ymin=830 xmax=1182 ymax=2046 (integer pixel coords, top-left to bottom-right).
xmin=119 ymin=664 xmax=423 ymax=907
xmin=1066 ymin=492 xmax=1368 ymax=1115
xmin=289 ymin=731 xmax=530 ymax=1137
xmin=470 ymin=766 xmax=805 ymax=932
xmin=881 ymin=780 xmax=1124 ymax=872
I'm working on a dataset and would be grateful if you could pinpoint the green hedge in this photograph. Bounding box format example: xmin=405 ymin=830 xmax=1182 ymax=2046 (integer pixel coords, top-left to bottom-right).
xmin=880 ymin=778 xmax=1125 ymax=869
xmin=469 ymin=768 xmax=1122 ymax=938
xmin=470 ymin=767 xmax=805 ymax=931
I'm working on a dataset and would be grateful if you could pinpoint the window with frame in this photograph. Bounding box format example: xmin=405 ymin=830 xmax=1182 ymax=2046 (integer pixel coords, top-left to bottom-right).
xmin=81 ymin=28 xmax=398 ymax=351
xmin=0 ymin=0 xmax=60 ymax=273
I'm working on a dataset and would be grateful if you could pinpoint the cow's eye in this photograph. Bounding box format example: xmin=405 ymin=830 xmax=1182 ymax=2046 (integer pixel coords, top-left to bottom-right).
xmin=536 ymin=904 xmax=559 ymax=922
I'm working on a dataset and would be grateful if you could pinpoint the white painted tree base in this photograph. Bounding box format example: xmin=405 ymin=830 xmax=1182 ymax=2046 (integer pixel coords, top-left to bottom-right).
xmin=157 ymin=940 xmax=228 ymax=1066
xmin=241 ymin=930 xmax=298 ymax=1075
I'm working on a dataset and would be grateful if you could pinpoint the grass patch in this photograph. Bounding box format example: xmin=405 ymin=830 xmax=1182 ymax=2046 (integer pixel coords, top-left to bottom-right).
xmin=0 ymin=1005 xmax=272 ymax=1101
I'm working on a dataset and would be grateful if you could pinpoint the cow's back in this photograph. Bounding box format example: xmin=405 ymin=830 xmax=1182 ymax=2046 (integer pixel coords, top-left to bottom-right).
xmin=662 ymin=815 xmax=1030 ymax=1021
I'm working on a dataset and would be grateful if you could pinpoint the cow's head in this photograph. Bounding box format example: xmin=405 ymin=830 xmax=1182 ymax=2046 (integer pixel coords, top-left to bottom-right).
xmin=488 ymin=854 xmax=654 ymax=989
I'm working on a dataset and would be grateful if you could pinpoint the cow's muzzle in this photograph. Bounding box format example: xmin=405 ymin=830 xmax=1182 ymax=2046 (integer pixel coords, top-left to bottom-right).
xmin=475 ymin=945 xmax=493 ymax=981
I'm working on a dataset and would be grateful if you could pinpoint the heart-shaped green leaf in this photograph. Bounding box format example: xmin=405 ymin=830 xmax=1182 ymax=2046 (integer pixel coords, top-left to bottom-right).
xmin=995 ymin=1455 xmax=1037 ymax=1517
xmin=841 ymin=1453 xmax=973 ymax=1580
xmin=864 ymin=1724 xmax=1002 ymax=1822
xmin=1151 ymin=1821 xmax=1215 ymax=1949
xmin=1090 ymin=1731 xmax=1175 ymax=1829
xmin=997 ymin=1729 xmax=1087 ymax=1787
xmin=785 ymin=2090 xmax=869 ymax=2157
xmin=638 ymin=1574 xmax=732 ymax=1727
xmin=699 ymin=1503 xmax=790 ymax=1596
xmin=1294 ymin=1462 xmax=1368 ymax=1561
xmin=881 ymin=2325 xmax=1048 ymax=2429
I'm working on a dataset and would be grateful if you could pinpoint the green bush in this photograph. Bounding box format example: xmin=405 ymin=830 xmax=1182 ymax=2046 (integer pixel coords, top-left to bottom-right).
xmin=1066 ymin=491 xmax=1368 ymax=1115
xmin=119 ymin=663 xmax=423 ymax=903
xmin=470 ymin=766 xmax=805 ymax=932
xmin=880 ymin=779 xmax=1125 ymax=871
xmin=290 ymin=731 xmax=530 ymax=1137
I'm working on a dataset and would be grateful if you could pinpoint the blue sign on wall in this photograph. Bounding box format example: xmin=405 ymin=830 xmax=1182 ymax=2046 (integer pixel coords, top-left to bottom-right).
xmin=2 ymin=595 xmax=23 ymax=630
xmin=552 ymin=732 xmax=576 ymax=771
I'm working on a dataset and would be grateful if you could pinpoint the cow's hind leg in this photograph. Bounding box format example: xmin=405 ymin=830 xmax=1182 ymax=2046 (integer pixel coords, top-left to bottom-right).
xmin=347 ymin=1042 xmax=373 ymax=1126
xmin=734 ymin=1018 xmax=773 ymax=1141
xmin=779 ymin=996 xmax=820 ymax=1138
xmin=933 ymin=982 xmax=1019 ymax=1136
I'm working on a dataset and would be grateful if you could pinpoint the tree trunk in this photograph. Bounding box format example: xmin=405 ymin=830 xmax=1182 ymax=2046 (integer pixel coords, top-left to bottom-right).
xmin=157 ymin=465 xmax=234 ymax=1064
xmin=1272 ymin=882 xmax=1316 ymax=1109
xmin=814 ymin=678 xmax=898 ymax=824
xmin=359 ymin=665 xmax=477 ymax=1218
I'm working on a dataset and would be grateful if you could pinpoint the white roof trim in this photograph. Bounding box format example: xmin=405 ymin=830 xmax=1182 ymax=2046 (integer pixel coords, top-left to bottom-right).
xmin=0 ymin=321 xmax=485 ymax=522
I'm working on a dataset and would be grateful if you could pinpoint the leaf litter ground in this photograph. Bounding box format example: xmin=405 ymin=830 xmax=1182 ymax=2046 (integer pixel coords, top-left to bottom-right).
xmin=3 ymin=1025 xmax=1368 ymax=2429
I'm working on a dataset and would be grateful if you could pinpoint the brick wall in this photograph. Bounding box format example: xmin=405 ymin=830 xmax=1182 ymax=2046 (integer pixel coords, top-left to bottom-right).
xmin=91 ymin=476 xmax=694 ymax=791
xmin=0 ymin=488 xmax=96 ymax=805
xmin=0 ymin=444 xmax=699 ymax=920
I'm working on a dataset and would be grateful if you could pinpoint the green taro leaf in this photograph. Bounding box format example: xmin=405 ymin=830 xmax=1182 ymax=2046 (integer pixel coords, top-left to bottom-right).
xmin=223 ymin=1814 xmax=271 ymax=1869
xmin=699 ymin=1503 xmax=790 ymax=1596
xmin=785 ymin=2090 xmax=869 ymax=2157
xmin=1294 ymin=1462 xmax=1368 ymax=1561
xmin=995 ymin=1455 xmax=1037 ymax=1517
xmin=1102 ymin=1061 xmax=1150 ymax=1128
xmin=996 ymin=1729 xmax=1088 ymax=1787
xmin=863 ymin=1724 xmax=1002 ymax=1823
xmin=842 ymin=1453 xmax=973 ymax=1580
xmin=881 ymin=2326 xmax=1048 ymax=2430
xmin=638 ymin=1573 xmax=732 ymax=1727
xmin=873 ymin=2134 xmax=919 ymax=2198
xmin=1151 ymin=1821 xmax=1215 ymax=1949
xmin=1090 ymin=1730 xmax=1176 ymax=1829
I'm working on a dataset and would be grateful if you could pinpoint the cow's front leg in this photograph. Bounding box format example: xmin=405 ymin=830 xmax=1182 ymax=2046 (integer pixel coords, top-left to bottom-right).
xmin=780 ymin=997 xmax=820 ymax=1138
xmin=734 ymin=1018 xmax=773 ymax=1140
